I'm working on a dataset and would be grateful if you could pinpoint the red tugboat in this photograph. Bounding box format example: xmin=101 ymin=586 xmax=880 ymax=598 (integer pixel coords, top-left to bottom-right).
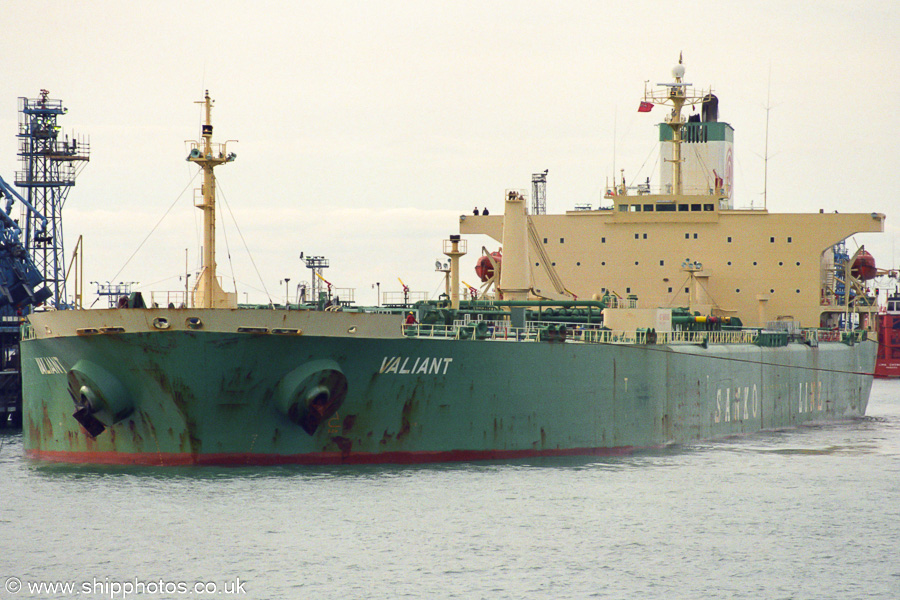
xmin=875 ymin=289 xmax=900 ymax=378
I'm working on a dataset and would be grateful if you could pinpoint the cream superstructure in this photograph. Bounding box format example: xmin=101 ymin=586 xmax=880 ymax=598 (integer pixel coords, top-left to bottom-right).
xmin=460 ymin=59 xmax=884 ymax=329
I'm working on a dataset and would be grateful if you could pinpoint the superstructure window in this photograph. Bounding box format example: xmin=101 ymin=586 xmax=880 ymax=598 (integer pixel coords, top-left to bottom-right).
xmin=727 ymin=236 xmax=732 ymax=243
xmin=685 ymin=233 xmax=690 ymax=239
xmin=703 ymin=204 xmax=714 ymax=211
xmin=770 ymin=237 xmax=775 ymax=243
xmin=635 ymin=233 xmax=639 ymax=239
xmin=691 ymin=204 xmax=701 ymax=211
xmin=560 ymin=238 xmax=564 ymax=244
xmin=643 ymin=204 xmax=654 ymax=212
xmin=668 ymin=287 xmax=673 ymax=293
xmin=601 ymin=237 xmax=606 ymax=243
xmin=543 ymin=238 xmax=547 ymax=244
xmin=659 ymin=260 xmax=664 ymax=266
xmin=788 ymin=237 xmax=793 ymax=243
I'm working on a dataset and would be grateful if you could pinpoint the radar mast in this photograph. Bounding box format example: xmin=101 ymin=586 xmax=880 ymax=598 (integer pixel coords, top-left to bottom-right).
xmin=642 ymin=54 xmax=708 ymax=195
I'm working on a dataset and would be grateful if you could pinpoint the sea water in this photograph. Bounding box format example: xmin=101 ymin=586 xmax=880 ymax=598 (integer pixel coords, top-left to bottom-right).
xmin=1 ymin=380 xmax=898 ymax=600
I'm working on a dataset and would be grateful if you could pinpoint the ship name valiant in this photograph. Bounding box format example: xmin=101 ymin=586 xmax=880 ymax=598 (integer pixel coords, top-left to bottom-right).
xmin=35 ymin=357 xmax=66 ymax=375
xmin=379 ymin=356 xmax=453 ymax=375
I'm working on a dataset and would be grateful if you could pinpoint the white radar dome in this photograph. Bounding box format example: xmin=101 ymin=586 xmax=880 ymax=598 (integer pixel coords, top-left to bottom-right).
xmin=672 ymin=64 xmax=685 ymax=79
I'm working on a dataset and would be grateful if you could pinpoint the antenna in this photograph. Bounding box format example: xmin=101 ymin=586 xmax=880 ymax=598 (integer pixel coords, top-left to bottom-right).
xmin=763 ymin=63 xmax=772 ymax=210
xmin=612 ymin=106 xmax=616 ymax=201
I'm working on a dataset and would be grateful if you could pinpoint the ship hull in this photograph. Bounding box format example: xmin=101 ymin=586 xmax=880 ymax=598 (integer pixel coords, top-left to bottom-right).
xmin=22 ymin=309 xmax=875 ymax=466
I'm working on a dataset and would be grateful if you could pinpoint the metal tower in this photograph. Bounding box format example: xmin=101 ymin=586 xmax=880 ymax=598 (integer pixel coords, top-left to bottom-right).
xmin=16 ymin=90 xmax=89 ymax=309
xmin=303 ymin=255 xmax=330 ymax=303
xmin=531 ymin=169 xmax=547 ymax=215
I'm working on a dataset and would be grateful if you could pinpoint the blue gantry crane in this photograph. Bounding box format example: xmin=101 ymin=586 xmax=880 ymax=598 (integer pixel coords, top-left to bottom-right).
xmin=0 ymin=174 xmax=53 ymax=427
xmin=0 ymin=175 xmax=52 ymax=311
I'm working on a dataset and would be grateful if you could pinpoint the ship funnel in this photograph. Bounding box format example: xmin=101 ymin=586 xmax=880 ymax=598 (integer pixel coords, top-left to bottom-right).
xmin=702 ymin=94 xmax=718 ymax=122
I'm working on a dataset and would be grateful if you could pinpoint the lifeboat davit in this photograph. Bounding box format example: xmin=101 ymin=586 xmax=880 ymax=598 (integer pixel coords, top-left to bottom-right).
xmin=851 ymin=250 xmax=877 ymax=280
xmin=475 ymin=251 xmax=502 ymax=282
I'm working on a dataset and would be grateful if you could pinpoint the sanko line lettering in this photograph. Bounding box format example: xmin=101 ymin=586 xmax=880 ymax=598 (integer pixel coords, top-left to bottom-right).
xmin=379 ymin=356 xmax=453 ymax=375
xmin=714 ymin=384 xmax=759 ymax=423
xmin=714 ymin=381 xmax=826 ymax=423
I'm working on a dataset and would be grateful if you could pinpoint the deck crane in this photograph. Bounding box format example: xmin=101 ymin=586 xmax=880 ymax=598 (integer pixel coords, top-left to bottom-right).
xmin=314 ymin=271 xmax=340 ymax=308
xmin=398 ymin=277 xmax=410 ymax=306
xmin=315 ymin=271 xmax=333 ymax=292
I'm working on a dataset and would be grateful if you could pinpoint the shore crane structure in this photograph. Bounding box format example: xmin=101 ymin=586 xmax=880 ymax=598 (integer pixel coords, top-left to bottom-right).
xmin=16 ymin=90 xmax=90 ymax=309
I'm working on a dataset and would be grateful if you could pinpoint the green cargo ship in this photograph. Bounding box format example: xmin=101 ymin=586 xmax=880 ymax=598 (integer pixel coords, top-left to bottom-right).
xmin=21 ymin=59 xmax=883 ymax=465
xmin=22 ymin=308 xmax=875 ymax=465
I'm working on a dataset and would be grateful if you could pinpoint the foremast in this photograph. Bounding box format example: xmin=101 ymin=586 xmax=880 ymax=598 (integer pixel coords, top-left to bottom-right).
xmin=187 ymin=91 xmax=237 ymax=308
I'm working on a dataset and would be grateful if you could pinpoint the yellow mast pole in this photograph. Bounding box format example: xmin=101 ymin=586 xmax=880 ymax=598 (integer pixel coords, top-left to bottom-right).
xmin=200 ymin=94 xmax=216 ymax=307
xmin=187 ymin=91 xmax=236 ymax=308
xmin=62 ymin=235 xmax=83 ymax=308
xmin=444 ymin=235 xmax=466 ymax=309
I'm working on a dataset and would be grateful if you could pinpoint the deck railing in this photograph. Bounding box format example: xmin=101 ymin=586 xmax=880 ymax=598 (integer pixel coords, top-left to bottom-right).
xmin=402 ymin=322 xmax=866 ymax=346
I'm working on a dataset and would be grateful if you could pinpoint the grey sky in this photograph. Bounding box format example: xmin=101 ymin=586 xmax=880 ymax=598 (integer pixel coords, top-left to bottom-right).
xmin=1 ymin=1 xmax=897 ymax=306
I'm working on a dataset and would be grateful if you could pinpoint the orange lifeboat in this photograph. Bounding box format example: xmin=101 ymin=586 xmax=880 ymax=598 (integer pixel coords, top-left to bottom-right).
xmin=851 ymin=250 xmax=877 ymax=280
xmin=475 ymin=251 xmax=502 ymax=282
